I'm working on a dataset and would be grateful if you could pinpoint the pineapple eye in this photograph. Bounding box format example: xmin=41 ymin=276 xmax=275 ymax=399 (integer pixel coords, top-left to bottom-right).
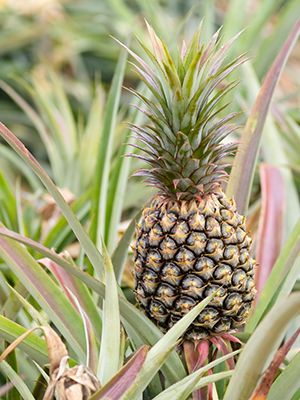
xmin=197 ymin=307 xmax=219 ymax=323
xmin=147 ymin=249 xmax=162 ymax=263
xmin=153 ymin=225 xmax=163 ymax=235
xmin=205 ymin=217 xmax=221 ymax=237
xmin=143 ymin=268 xmax=159 ymax=283
xmin=161 ymin=212 xmax=177 ymax=232
xmin=213 ymin=318 xmax=232 ymax=333
xmin=186 ymin=232 xmax=207 ymax=246
xmin=224 ymin=245 xmax=239 ymax=260
xmin=245 ymin=277 xmax=255 ymax=292
xmin=224 ymin=293 xmax=242 ymax=309
xmin=188 ymin=212 xmax=205 ymax=231
xmin=175 ymin=248 xmax=195 ymax=263
xmin=162 ymin=263 xmax=181 ymax=277
xmin=157 ymin=283 xmax=176 ymax=297
xmin=160 ymin=237 xmax=177 ymax=251
xmin=139 ymin=234 xmax=150 ymax=249
xmin=220 ymin=209 xmax=233 ymax=221
xmin=232 ymin=269 xmax=247 ymax=286
xmin=237 ymin=302 xmax=251 ymax=317
xmin=182 ymin=274 xmax=204 ymax=289
xmin=149 ymin=300 xmax=167 ymax=318
xmin=134 ymin=255 xmax=144 ymax=269
xmin=214 ymin=264 xmax=232 ymax=280
xmin=236 ymin=227 xmax=246 ymax=244
xmin=175 ymin=296 xmax=196 ymax=313
xmin=205 ymin=239 xmax=224 ymax=262
xmin=195 ymin=256 xmax=214 ymax=271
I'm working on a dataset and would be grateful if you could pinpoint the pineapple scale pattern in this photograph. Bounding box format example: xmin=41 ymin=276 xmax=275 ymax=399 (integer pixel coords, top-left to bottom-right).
xmin=134 ymin=190 xmax=256 ymax=341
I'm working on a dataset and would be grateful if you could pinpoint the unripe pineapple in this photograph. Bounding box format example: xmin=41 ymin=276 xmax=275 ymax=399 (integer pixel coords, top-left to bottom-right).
xmin=120 ymin=22 xmax=256 ymax=341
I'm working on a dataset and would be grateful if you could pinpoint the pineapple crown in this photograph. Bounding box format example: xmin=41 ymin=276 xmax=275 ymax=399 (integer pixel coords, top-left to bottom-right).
xmin=117 ymin=21 xmax=249 ymax=201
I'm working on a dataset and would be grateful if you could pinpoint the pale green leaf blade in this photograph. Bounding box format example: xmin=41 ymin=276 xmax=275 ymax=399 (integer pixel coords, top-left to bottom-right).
xmin=224 ymin=293 xmax=300 ymax=400
xmin=0 ymin=360 xmax=35 ymax=400
xmin=105 ymin=89 xmax=145 ymax=254
xmin=5 ymin=283 xmax=50 ymax=328
xmin=247 ymin=217 xmax=300 ymax=332
xmin=111 ymin=205 xmax=143 ymax=284
xmin=99 ymin=241 xmax=121 ymax=384
xmin=153 ymin=351 xmax=240 ymax=400
xmin=267 ymin=350 xmax=300 ymax=400
xmin=0 ymin=229 xmax=86 ymax=361
xmin=90 ymin=38 xmax=129 ymax=249
xmin=90 ymin=346 xmax=148 ymax=400
xmin=0 ymin=121 xmax=105 ymax=278
xmin=0 ymin=315 xmax=48 ymax=366
xmin=40 ymin=257 xmax=102 ymax=342
xmin=227 ymin=17 xmax=300 ymax=215
xmin=120 ymin=343 xmax=177 ymax=400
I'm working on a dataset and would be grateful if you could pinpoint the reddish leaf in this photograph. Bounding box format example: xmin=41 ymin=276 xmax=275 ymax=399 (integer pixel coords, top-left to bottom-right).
xmin=89 ymin=346 xmax=149 ymax=400
xmin=255 ymin=164 xmax=285 ymax=302
xmin=227 ymin=17 xmax=300 ymax=215
xmin=249 ymin=327 xmax=300 ymax=400
xmin=183 ymin=340 xmax=209 ymax=400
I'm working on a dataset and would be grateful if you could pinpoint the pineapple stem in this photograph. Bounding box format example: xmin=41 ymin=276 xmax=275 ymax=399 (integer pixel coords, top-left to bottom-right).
xmin=183 ymin=339 xmax=211 ymax=400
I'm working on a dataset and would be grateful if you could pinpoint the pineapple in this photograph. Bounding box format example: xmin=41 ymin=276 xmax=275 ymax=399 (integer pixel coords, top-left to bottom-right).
xmin=120 ymin=22 xmax=256 ymax=341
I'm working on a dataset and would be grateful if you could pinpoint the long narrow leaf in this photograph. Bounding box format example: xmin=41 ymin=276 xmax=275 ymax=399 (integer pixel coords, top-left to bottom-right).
xmin=247 ymin=216 xmax=300 ymax=332
xmin=255 ymin=164 xmax=285 ymax=300
xmin=0 ymin=121 xmax=105 ymax=278
xmin=111 ymin=205 xmax=144 ymax=284
xmin=40 ymin=257 xmax=102 ymax=342
xmin=0 ymin=227 xmax=186 ymax=384
xmin=0 ymin=316 xmax=48 ymax=366
xmin=249 ymin=327 xmax=300 ymax=400
xmin=99 ymin=241 xmax=121 ymax=385
xmin=267 ymin=348 xmax=300 ymax=400
xmin=227 ymin=17 xmax=300 ymax=214
xmin=153 ymin=351 xmax=240 ymax=400
xmin=90 ymin=346 xmax=148 ymax=400
xmin=224 ymin=293 xmax=300 ymax=400
xmin=0 ymin=360 xmax=34 ymax=400
xmin=0 ymin=228 xmax=86 ymax=361
xmin=90 ymin=39 xmax=129 ymax=250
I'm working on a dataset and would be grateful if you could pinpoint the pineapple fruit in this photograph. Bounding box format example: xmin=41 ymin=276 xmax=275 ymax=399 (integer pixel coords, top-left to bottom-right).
xmin=121 ymin=22 xmax=257 ymax=341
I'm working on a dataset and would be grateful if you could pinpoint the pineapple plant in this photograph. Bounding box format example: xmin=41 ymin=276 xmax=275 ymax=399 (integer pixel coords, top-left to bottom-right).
xmin=119 ymin=22 xmax=257 ymax=341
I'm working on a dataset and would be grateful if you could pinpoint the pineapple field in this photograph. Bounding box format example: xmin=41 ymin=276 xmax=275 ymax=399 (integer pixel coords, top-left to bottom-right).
xmin=0 ymin=1 xmax=300 ymax=399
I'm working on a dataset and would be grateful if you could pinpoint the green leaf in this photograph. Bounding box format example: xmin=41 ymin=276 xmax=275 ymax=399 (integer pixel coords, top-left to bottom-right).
xmin=120 ymin=342 xmax=177 ymax=400
xmin=0 ymin=227 xmax=86 ymax=361
xmin=0 ymin=121 xmax=105 ymax=279
xmin=111 ymin=205 xmax=144 ymax=284
xmin=267 ymin=349 xmax=300 ymax=400
xmin=227 ymin=17 xmax=300 ymax=215
xmin=4 ymin=342 xmax=21 ymax=400
xmin=90 ymin=38 xmax=129 ymax=251
xmin=40 ymin=257 xmax=102 ymax=343
xmin=0 ymin=316 xmax=48 ymax=366
xmin=5 ymin=283 xmax=50 ymax=328
xmin=99 ymin=240 xmax=121 ymax=385
xmin=224 ymin=293 xmax=300 ymax=400
xmin=153 ymin=351 xmax=240 ymax=400
xmin=0 ymin=227 xmax=186 ymax=385
xmin=0 ymin=360 xmax=34 ymax=400
xmin=247 ymin=217 xmax=300 ymax=332
xmin=105 ymin=87 xmax=145 ymax=254
xmin=90 ymin=346 xmax=149 ymax=400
